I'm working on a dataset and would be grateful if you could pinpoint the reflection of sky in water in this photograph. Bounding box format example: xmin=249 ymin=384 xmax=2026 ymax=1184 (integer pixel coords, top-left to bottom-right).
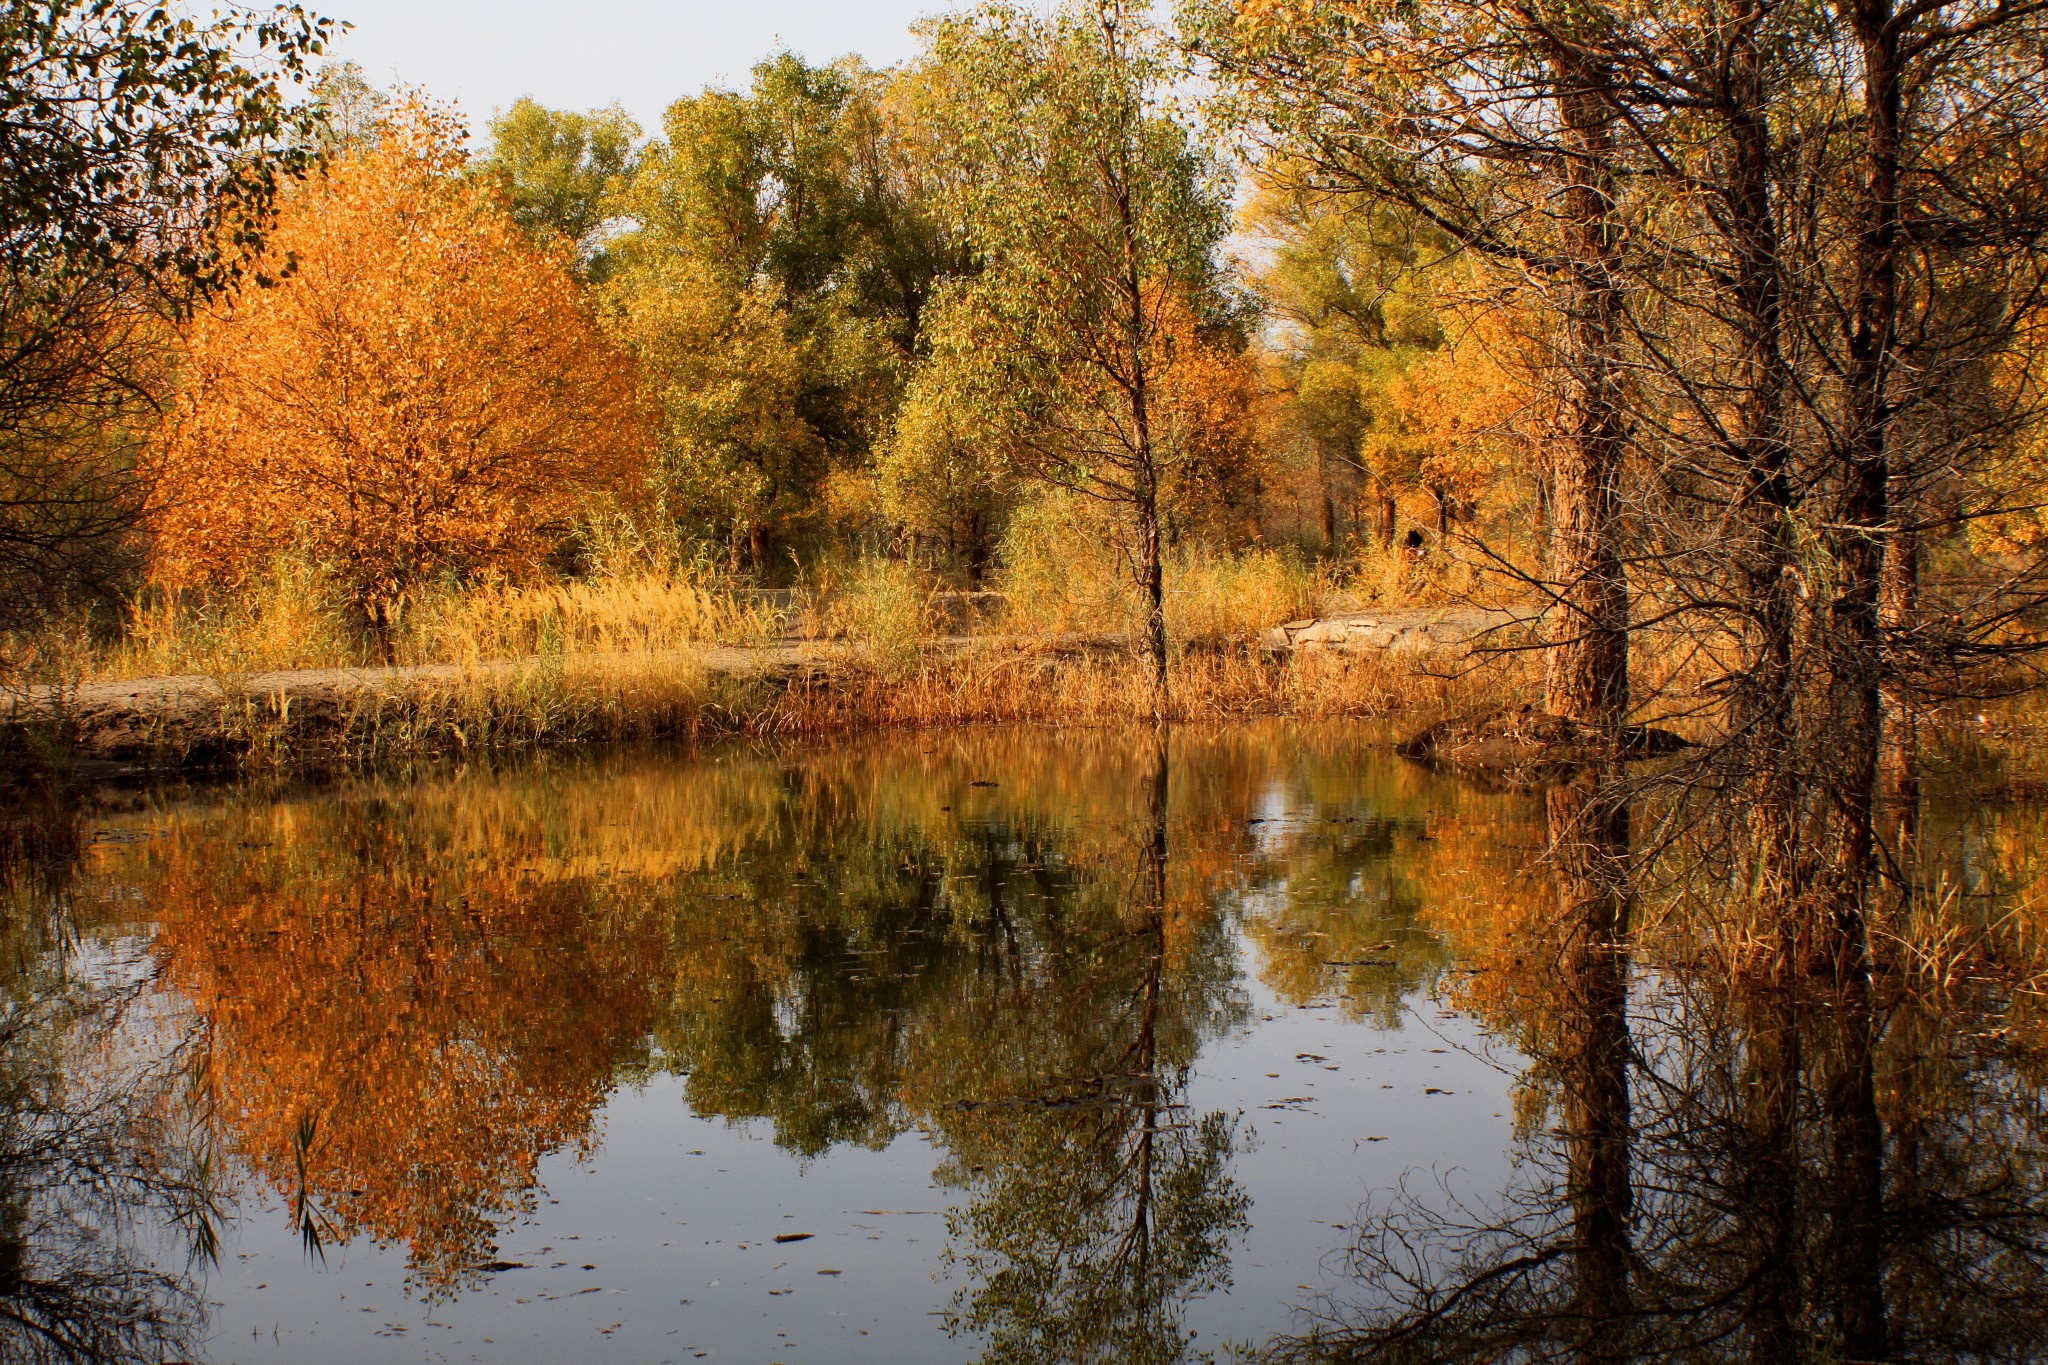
xmin=18 ymin=721 xmax=2046 ymax=1363
xmin=187 ymin=988 xmax=1517 ymax=1363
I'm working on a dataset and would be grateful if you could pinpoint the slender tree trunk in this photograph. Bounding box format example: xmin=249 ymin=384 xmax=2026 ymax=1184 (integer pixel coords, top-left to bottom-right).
xmin=1879 ymin=521 xmax=1920 ymax=827
xmin=1381 ymin=489 xmax=1398 ymax=548
xmin=1103 ymin=27 xmax=1170 ymax=725
xmin=1722 ymin=0 xmax=1805 ymax=922
xmin=1545 ymin=55 xmax=1632 ymax=729
xmin=1548 ymin=773 xmax=1635 ymax=1355
xmin=1827 ymin=0 xmax=1903 ymax=962
xmin=1318 ymin=439 xmax=1337 ymax=547
xmin=1139 ymin=480 xmax=1168 ymax=718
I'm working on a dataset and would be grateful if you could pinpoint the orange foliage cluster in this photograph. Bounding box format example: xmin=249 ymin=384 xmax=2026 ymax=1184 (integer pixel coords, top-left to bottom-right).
xmin=1154 ymin=298 xmax=1266 ymax=539
xmin=130 ymin=802 xmax=669 ymax=1285
xmin=152 ymin=102 xmax=651 ymax=601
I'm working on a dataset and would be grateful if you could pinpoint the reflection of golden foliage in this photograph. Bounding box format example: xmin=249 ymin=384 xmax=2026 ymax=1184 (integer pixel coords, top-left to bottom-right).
xmin=108 ymin=800 xmax=669 ymax=1287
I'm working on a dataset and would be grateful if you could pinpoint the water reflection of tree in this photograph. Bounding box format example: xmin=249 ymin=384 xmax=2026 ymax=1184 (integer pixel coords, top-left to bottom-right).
xmin=1 ymin=800 xmax=215 ymax=1365
xmin=1267 ymin=770 xmax=2048 ymax=1364
xmin=55 ymin=733 xmax=1279 ymax=1303
xmin=932 ymin=738 xmax=1251 ymax=1365
xmin=650 ymin=732 xmax=1263 ymax=1157
xmin=121 ymin=797 xmax=672 ymax=1292
xmin=1237 ymin=749 xmax=1532 ymax=1027
xmin=639 ymin=733 xmax=1259 ymax=1359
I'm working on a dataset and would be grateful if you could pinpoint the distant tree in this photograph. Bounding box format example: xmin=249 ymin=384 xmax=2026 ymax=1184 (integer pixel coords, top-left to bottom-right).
xmin=1242 ymin=180 xmax=1454 ymax=547
xmin=604 ymin=52 xmax=972 ymax=572
xmin=473 ymin=97 xmax=639 ymax=280
xmin=0 ymin=0 xmax=333 ymax=635
xmin=306 ymin=60 xmax=388 ymax=152
xmin=153 ymin=101 xmax=649 ymax=640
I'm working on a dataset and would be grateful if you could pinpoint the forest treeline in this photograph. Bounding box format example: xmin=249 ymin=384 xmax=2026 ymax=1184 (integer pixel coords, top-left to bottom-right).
xmin=8 ymin=0 xmax=2048 ymax=840
xmin=2 ymin=0 xmax=1549 ymax=681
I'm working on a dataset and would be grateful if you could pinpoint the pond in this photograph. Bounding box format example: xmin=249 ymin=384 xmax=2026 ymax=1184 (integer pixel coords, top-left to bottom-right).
xmin=4 ymin=723 xmax=2046 ymax=1364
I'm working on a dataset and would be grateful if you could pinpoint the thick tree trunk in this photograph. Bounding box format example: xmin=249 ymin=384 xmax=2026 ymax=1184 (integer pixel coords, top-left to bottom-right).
xmin=1544 ymin=66 xmax=1633 ymax=730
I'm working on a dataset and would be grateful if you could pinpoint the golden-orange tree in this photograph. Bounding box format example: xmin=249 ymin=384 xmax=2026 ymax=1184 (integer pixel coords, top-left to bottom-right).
xmin=153 ymin=102 xmax=649 ymax=616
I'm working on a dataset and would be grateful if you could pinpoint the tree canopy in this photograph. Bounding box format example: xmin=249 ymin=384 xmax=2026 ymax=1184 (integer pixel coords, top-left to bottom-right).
xmin=152 ymin=101 xmax=650 ymax=622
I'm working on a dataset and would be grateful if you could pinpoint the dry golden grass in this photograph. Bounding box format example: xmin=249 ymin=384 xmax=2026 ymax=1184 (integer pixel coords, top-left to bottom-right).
xmin=760 ymin=640 xmax=1535 ymax=734
xmin=0 ymin=544 xmax=1541 ymax=775
xmin=32 ymin=558 xmax=775 ymax=682
xmin=16 ymin=636 xmax=1535 ymax=778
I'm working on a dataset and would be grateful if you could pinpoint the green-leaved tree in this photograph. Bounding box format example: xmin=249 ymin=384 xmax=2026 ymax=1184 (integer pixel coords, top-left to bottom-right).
xmin=901 ymin=0 xmax=1234 ymax=711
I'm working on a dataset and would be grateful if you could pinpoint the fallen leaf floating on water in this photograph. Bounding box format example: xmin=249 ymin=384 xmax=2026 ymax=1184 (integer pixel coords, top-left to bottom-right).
xmin=773 ymin=1233 xmax=815 ymax=1244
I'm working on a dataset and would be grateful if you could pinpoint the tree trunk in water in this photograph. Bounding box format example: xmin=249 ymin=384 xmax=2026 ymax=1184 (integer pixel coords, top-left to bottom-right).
xmin=1739 ymin=965 xmax=1804 ymax=1363
xmin=1548 ymin=773 xmax=1635 ymax=1355
xmin=1823 ymin=969 xmax=1889 ymax=1357
xmin=1127 ymin=731 xmax=1169 ymax=1317
xmin=1545 ymin=55 xmax=1632 ymax=729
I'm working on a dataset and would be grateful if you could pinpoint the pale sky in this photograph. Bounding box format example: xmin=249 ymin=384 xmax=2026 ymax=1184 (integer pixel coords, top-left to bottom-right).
xmin=317 ymin=0 xmax=968 ymax=144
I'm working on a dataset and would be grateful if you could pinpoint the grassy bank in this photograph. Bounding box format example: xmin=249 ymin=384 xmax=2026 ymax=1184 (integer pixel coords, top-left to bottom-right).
xmin=3 ymin=638 xmax=1536 ymax=778
xmin=0 ymin=546 xmax=1533 ymax=778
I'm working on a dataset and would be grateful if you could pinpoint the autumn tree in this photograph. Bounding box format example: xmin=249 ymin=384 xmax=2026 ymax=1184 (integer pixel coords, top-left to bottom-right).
xmin=306 ymin=60 xmax=387 ymax=151
xmin=902 ymin=0 xmax=1238 ymax=707
xmin=152 ymin=101 xmax=649 ymax=639
xmin=1188 ymin=0 xmax=1641 ymax=730
xmin=0 ymin=0 xmax=333 ymax=634
xmin=1243 ymin=179 xmax=1450 ymax=548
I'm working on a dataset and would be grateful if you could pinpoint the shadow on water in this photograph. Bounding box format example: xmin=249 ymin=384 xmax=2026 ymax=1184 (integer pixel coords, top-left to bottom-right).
xmin=2 ymin=727 xmax=2047 ymax=1362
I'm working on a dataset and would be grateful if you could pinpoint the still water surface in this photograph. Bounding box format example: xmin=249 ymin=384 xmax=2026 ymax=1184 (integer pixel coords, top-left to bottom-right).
xmin=7 ymin=723 xmax=2046 ymax=1363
